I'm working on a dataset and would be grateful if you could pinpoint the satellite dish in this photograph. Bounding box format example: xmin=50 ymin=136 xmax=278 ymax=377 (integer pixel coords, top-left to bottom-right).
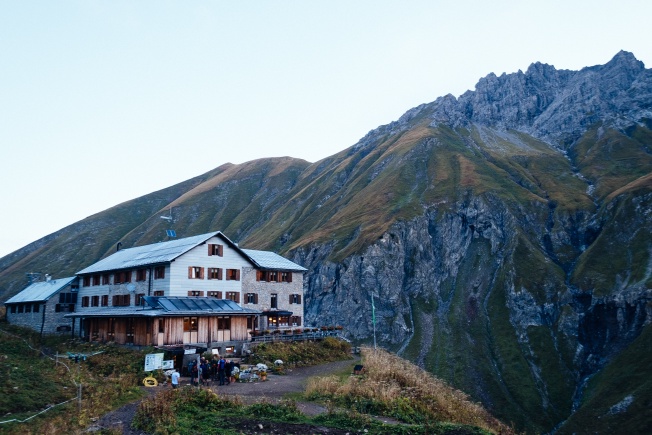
xmin=160 ymin=207 xmax=173 ymax=222
xmin=127 ymin=284 xmax=136 ymax=293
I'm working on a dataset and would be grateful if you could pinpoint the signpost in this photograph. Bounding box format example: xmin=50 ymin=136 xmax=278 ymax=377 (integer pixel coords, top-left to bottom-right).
xmin=144 ymin=353 xmax=164 ymax=371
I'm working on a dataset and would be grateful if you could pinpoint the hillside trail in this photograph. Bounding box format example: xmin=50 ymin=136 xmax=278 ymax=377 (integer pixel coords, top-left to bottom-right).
xmin=90 ymin=356 xmax=397 ymax=434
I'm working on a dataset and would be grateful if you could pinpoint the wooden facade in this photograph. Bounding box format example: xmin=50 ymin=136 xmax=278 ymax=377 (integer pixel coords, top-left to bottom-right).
xmin=83 ymin=314 xmax=253 ymax=347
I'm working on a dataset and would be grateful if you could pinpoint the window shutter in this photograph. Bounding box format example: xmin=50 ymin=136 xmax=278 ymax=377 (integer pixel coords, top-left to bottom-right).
xmin=218 ymin=268 xmax=223 ymax=280
xmin=288 ymin=273 xmax=293 ymax=283
xmin=112 ymin=295 xmax=118 ymax=306
xmin=297 ymin=316 xmax=302 ymax=326
xmin=125 ymin=294 xmax=131 ymax=306
xmin=235 ymin=269 xmax=240 ymax=281
xmin=217 ymin=291 xmax=223 ymax=299
xmin=200 ymin=267 xmax=205 ymax=279
xmin=218 ymin=244 xmax=223 ymax=257
xmin=289 ymin=294 xmax=293 ymax=304
xmin=277 ymin=272 xmax=282 ymax=283
xmin=188 ymin=267 xmax=192 ymax=278
xmin=235 ymin=293 xmax=240 ymax=303
xmin=208 ymin=244 xmax=213 ymax=256
xmin=254 ymin=293 xmax=258 ymax=304
xmin=256 ymin=270 xmax=261 ymax=281
xmin=298 ymin=295 xmax=302 ymax=304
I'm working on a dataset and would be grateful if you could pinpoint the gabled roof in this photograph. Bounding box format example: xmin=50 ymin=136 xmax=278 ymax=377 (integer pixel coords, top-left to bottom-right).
xmin=241 ymin=249 xmax=307 ymax=272
xmin=77 ymin=231 xmax=228 ymax=274
xmin=76 ymin=230 xmax=307 ymax=275
xmin=5 ymin=277 xmax=77 ymax=304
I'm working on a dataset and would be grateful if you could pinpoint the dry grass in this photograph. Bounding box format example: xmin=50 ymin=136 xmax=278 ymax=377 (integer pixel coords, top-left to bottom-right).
xmin=306 ymin=347 xmax=512 ymax=434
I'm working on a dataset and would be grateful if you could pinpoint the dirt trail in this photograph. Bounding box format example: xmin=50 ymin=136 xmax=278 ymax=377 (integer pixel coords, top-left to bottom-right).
xmin=90 ymin=357 xmax=361 ymax=434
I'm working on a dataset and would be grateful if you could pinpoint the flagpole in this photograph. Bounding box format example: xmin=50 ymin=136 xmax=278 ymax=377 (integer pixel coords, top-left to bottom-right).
xmin=371 ymin=292 xmax=377 ymax=350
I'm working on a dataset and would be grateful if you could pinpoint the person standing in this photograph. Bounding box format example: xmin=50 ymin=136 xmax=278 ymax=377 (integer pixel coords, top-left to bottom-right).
xmin=218 ymin=355 xmax=226 ymax=386
xmin=171 ymin=368 xmax=180 ymax=388
xmin=225 ymin=359 xmax=232 ymax=385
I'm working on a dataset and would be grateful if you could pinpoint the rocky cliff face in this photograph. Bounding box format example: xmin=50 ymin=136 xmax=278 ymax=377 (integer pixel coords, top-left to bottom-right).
xmin=2 ymin=51 xmax=651 ymax=433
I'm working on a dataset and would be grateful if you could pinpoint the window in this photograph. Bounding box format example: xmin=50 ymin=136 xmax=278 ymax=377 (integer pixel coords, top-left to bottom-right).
xmin=59 ymin=293 xmax=77 ymax=304
xmin=268 ymin=271 xmax=278 ymax=282
xmin=245 ymin=293 xmax=258 ymax=304
xmin=226 ymin=269 xmax=240 ymax=281
xmin=188 ymin=290 xmax=204 ymax=297
xmin=101 ymin=295 xmax=109 ymax=306
xmin=208 ymin=243 xmax=223 ymax=257
xmin=55 ymin=303 xmax=74 ymax=313
xmin=281 ymin=272 xmax=292 ymax=283
xmin=218 ymin=317 xmax=230 ymax=330
xmin=112 ymin=294 xmax=130 ymax=306
xmin=208 ymin=291 xmax=222 ymax=298
xmin=158 ymin=319 xmax=165 ymax=333
xmin=154 ymin=266 xmax=165 ymax=279
xmin=247 ymin=316 xmax=258 ymax=329
xmin=135 ymin=293 xmax=145 ymax=306
xmin=25 ymin=304 xmax=31 ymax=313
xmin=270 ymin=293 xmax=278 ymax=309
xmin=291 ymin=316 xmax=302 ymax=326
xmin=33 ymin=303 xmax=39 ymax=313
xmin=290 ymin=294 xmax=302 ymax=304
xmin=207 ymin=267 xmax=223 ymax=280
xmin=102 ymin=274 xmax=110 ymax=285
xmin=83 ymin=276 xmax=91 ymax=287
xmin=115 ymin=271 xmax=132 ymax=284
xmin=279 ymin=316 xmax=290 ymax=327
xmin=225 ymin=292 xmax=240 ymax=303
xmin=183 ymin=317 xmax=198 ymax=332
xmin=136 ymin=269 xmax=147 ymax=282
xmin=56 ymin=325 xmax=71 ymax=332
xmin=188 ymin=266 xmax=204 ymax=279
xmin=153 ymin=290 xmax=164 ymax=296
xmin=17 ymin=304 xmax=24 ymax=313
xmin=92 ymin=275 xmax=101 ymax=286
xmin=81 ymin=296 xmax=90 ymax=307
xmin=10 ymin=305 xmax=16 ymax=313
xmin=91 ymin=296 xmax=99 ymax=307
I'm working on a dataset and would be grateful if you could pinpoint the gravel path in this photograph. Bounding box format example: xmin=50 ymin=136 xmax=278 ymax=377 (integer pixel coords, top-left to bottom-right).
xmin=90 ymin=357 xmax=361 ymax=434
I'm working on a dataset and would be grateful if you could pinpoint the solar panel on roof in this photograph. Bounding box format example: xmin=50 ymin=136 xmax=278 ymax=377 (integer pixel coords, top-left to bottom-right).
xmin=166 ymin=230 xmax=176 ymax=237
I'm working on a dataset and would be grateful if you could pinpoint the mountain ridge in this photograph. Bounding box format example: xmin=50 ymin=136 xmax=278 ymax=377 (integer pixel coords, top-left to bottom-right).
xmin=1 ymin=51 xmax=651 ymax=433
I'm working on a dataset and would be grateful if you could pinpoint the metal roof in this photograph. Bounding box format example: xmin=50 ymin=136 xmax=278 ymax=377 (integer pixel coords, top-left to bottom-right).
xmin=76 ymin=230 xmax=307 ymax=275
xmin=146 ymin=296 xmax=260 ymax=315
xmin=64 ymin=297 xmax=260 ymax=318
xmin=241 ymin=249 xmax=307 ymax=272
xmin=5 ymin=277 xmax=77 ymax=304
xmin=77 ymin=231 xmax=224 ymax=274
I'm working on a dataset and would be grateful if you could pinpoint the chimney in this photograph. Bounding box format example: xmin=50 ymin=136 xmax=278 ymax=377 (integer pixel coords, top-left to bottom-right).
xmin=117 ymin=242 xmax=123 ymax=252
xmin=45 ymin=274 xmax=52 ymax=282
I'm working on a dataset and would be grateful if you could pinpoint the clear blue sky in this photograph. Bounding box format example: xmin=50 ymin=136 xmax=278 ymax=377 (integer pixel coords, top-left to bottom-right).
xmin=1 ymin=1 xmax=651 ymax=258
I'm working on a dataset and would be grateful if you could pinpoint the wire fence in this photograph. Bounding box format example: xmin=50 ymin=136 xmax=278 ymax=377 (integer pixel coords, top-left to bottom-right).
xmin=0 ymin=328 xmax=79 ymax=426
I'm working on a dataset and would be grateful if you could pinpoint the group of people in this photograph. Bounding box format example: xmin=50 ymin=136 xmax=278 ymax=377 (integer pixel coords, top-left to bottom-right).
xmin=186 ymin=355 xmax=236 ymax=387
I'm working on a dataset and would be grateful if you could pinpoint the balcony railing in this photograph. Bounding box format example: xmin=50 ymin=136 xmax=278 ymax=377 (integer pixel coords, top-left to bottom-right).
xmin=249 ymin=330 xmax=342 ymax=343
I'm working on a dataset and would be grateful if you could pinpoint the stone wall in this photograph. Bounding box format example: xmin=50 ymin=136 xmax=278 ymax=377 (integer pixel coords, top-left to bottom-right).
xmin=241 ymin=267 xmax=304 ymax=329
xmin=6 ymin=296 xmax=79 ymax=335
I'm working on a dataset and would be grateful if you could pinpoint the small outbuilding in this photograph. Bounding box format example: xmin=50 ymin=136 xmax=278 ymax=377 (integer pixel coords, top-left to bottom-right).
xmin=4 ymin=276 xmax=80 ymax=335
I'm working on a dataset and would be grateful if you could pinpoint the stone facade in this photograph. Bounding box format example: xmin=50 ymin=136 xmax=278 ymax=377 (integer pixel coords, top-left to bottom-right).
xmin=6 ymin=289 xmax=79 ymax=335
xmin=241 ymin=267 xmax=304 ymax=330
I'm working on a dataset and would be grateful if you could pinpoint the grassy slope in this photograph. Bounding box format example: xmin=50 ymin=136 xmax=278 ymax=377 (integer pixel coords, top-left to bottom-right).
xmin=558 ymin=324 xmax=652 ymax=434
xmin=0 ymin=323 xmax=147 ymax=434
